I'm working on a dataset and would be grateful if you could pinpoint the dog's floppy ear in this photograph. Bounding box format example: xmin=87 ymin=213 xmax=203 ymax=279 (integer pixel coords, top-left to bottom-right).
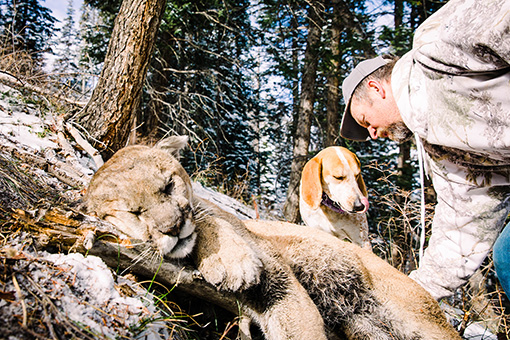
xmin=301 ymin=157 xmax=323 ymax=209
xmin=351 ymin=155 xmax=368 ymax=197
xmin=352 ymin=156 xmax=368 ymax=197
xmin=357 ymin=173 xmax=368 ymax=197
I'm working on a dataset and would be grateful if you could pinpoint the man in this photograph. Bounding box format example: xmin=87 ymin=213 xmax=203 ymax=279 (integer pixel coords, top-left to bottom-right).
xmin=340 ymin=0 xmax=510 ymax=300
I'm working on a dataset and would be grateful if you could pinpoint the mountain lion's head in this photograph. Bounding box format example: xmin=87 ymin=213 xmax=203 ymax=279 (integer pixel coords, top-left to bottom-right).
xmin=83 ymin=136 xmax=196 ymax=258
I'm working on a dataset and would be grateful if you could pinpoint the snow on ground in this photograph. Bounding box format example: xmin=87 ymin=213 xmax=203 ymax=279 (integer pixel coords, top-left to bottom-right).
xmin=1 ymin=234 xmax=172 ymax=339
xmin=0 ymin=85 xmax=180 ymax=339
xmin=0 ymin=84 xmax=59 ymax=151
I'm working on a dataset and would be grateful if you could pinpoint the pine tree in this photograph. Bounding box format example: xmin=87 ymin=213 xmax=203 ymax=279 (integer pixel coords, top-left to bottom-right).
xmin=283 ymin=1 xmax=324 ymax=223
xmin=0 ymin=0 xmax=56 ymax=62
xmin=79 ymin=0 xmax=120 ymax=66
xmin=139 ymin=0 xmax=259 ymax=201
xmin=255 ymin=0 xmax=309 ymax=214
xmin=53 ymin=0 xmax=80 ymax=88
xmin=257 ymin=0 xmax=376 ymax=218
xmin=77 ymin=3 xmax=105 ymax=94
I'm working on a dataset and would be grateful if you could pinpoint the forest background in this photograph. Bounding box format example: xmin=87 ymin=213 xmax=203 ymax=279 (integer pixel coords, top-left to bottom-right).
xmin=0 ymin=0 xmax=435 ymax=235
xmin=0 ymin=0 xmax=508 ymax=336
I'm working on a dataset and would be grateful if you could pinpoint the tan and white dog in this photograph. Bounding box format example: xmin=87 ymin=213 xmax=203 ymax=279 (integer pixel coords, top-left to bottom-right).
xmin=299 ymin=147 xmax=371 ymax=248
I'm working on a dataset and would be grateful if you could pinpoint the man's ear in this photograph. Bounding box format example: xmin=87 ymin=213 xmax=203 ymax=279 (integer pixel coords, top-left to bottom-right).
xmin=367 ymin=79 xmax=386 ymax=99
xmin=300 ymin=158 xmax=323 ymax=210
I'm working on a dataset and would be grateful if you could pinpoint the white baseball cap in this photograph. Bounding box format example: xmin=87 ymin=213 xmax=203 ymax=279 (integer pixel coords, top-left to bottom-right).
xmin=340 ymin=56 xmax=389 ymax=141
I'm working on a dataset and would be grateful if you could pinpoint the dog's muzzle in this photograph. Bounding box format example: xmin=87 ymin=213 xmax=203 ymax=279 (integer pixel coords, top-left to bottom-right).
xmin=321 ymin=193 xmax=368 ymax=214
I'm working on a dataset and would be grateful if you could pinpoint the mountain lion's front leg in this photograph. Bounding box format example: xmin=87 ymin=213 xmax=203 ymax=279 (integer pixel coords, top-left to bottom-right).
xmin=193 ymin=215 xmax=263 ymax=291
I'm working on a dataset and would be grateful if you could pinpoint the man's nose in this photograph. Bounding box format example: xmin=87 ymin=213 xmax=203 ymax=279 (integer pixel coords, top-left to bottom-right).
xmin=368 ymin=126 xmax=378 ymax=139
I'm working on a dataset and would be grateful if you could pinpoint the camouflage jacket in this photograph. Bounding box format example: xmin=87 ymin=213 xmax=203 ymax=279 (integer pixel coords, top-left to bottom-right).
xmin=392 ymin=0 xmax=510 ymax=300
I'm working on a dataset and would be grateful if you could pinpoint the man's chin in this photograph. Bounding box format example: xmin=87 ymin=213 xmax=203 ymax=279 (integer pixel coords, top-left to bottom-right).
xmin=386 ymin=122 xmax=413 ymax=143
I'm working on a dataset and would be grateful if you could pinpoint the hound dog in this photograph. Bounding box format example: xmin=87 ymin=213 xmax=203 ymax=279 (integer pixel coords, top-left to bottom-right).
xmin=299 ymin=146 xmax=371 ymax=248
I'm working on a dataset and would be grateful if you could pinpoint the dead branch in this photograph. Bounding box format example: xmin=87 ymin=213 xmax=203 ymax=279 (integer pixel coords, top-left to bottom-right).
xmin=65 ymin=122 xmax=104 ymax=169
xmin=0 ymin=134 xmax=90 ymax=190
xmin=0 ymin=70 xmax=87 ymax=107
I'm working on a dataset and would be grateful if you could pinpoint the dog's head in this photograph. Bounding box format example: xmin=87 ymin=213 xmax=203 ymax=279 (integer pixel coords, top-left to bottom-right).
xmin=301 ymin=147 xmax=368 ymax=214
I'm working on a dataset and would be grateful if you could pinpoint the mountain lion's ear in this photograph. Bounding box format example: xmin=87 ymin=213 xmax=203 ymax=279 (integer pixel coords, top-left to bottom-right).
xmin=155 ymin=136 xmax=189 ymax=158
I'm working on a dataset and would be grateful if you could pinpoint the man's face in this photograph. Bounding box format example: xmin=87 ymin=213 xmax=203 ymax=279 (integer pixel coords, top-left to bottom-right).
xmin=349 ymin=80 xmax=412 ymax=143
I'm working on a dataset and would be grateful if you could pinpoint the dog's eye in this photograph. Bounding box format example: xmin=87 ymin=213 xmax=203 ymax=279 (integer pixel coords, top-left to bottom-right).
xmin=162 ymin=179 xmax=174 ymax=195
xmin=132 ymin=207 xmax=146 ymax=216
xmin=334 ymin=175 xmax=345 ymax=181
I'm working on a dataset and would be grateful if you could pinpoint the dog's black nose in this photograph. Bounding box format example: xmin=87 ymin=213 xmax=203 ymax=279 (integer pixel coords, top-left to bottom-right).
xmin=353 ymin=199 xmax=366 ymax=212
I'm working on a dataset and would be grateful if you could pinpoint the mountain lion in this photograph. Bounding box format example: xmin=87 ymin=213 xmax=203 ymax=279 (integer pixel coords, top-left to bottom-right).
xmin=83 ymin=136 xmax=460 ymax=340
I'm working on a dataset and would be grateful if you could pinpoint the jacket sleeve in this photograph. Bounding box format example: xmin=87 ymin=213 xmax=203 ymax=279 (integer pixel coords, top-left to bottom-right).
xmin=412 ymin=0 xmax=510 ymax=75
xmin=409 ymin=155 xmax=510 ymax=300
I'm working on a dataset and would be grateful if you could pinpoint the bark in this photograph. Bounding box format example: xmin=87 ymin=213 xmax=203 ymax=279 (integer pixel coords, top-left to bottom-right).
xmin=141 ymin=30 xmax=175 ymax=139
xmin=142 ymin=64 xmax=167 ymax=140
xmin=393 ymin=0 xmax=413 ymax=193
xmin=72 ymin=0 xmax=167 ymax=159
xmin=283 ymin=1 xmax=323 ymax=223
xmin=396 ymin=140 xmax=413 ymax=192
xmin=394 ymin=0 xmax=403 ymax=28
xmin=326 ymin=0 xmax=378 ymax=147
xmin=290 ymin=6 xmax=300 ymax=138
xmin=325 ymin=0 xmax=342 ymax=147
xmin=336 ymin=0 xmax=375 ymax=58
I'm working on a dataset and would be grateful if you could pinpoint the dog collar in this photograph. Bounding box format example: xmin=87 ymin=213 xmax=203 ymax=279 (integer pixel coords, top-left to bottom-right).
xmin=321 ymin=193 xmax=345 ymax=214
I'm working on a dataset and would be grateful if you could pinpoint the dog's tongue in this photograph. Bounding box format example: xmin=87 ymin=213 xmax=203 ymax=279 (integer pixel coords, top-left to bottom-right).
xmin=361 ymin=197 xmax=369 ymax=212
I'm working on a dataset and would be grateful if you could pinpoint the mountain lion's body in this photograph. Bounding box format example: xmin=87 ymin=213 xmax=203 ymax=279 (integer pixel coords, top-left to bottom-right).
xmin=83 ymin=136 xmax=460 ymax=340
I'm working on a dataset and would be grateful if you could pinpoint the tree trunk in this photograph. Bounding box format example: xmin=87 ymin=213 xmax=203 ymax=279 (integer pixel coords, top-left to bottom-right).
xmin=142 ymin=32 xmax=174 ymax=141
xmin=393 ymin=0 xmax=413 ymax=193
xmin=291 ymin=12 xmax=300 ymax=139
xmin=325 ymin=0 xmax=342 ymax=147
xmin=394 ymin=0 xmax=403 ymax=28
xmin=72 ymin=0 xmax=167 ymax=159
xmin=283 ymin=1 xmax=323 ymax=223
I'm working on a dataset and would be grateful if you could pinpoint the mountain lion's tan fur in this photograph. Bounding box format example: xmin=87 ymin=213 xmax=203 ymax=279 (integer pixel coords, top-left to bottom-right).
xmin=83 ymin=136 xmax=460 ymax=340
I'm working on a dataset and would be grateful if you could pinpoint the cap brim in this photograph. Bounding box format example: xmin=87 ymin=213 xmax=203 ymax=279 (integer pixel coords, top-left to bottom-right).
xmin=340 ymin=103 xmax=370 ymax=141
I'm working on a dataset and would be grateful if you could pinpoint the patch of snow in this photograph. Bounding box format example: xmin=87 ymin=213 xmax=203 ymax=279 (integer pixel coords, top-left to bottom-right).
xmin=192 ymin=181 xmax=257 ymax=220
xmin=1 ymin=234 xmax=173 ymax=340
xmin=441 ymin=303 xmax=499 ymax=340
xmin=44 ymin=252 xmax=170 ymax=339
xmin=0 ymin=84 xmax=58 ymax=151
xmin=462 ymin=323 xmax=498 ymax=340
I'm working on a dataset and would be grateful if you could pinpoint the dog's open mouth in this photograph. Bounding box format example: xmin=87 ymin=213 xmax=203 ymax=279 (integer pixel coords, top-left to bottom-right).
xmin=321 ymin=193 xmax=368 ymax=214
xmin=321 ymin=193 xmax=345 ymax=213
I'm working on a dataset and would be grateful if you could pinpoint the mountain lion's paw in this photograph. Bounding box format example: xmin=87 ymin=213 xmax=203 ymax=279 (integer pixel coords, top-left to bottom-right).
xmin=198 ymin=245 xmax=263 ymax=291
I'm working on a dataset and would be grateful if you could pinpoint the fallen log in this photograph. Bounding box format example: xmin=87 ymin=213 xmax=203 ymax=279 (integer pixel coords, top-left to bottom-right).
xmin=10 ymin=206 xmax=244 ymax=318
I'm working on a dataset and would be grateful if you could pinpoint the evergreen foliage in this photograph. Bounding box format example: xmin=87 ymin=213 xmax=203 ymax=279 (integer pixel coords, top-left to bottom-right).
xmin=143 ymin=0 xmax=259 ymax=202
xmin=53 ymin=0 xmax=80 ymax=87
xmin=0 ymin=0 xmax=56 ymax=62
xmin=0 ymin=0 xmax=447 ymax=218
xmin=79 ymin=0 xmax=119 ymax=65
